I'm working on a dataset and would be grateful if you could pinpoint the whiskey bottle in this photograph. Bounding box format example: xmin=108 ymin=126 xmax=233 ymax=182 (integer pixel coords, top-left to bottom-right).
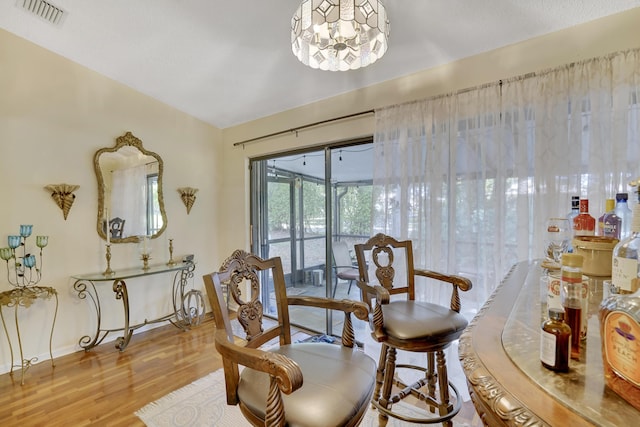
xmin=599 ymin=289 xmax=640 ymax=410
xmin=561 ymin=253 xmax=586 ymax=359
xmin=573 ymin=199 xmax=595 ymax=236
xmin=567 ymin=195 xmax=580 ymax=252
xmin=567 ymin=195 xmax=580 ymax=224
xmin=540 ymin=308 xmax=571 ymax=372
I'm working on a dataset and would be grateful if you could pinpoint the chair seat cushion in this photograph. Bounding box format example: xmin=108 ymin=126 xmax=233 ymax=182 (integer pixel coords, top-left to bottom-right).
xmin=337 ymin=267 xmax=359 ymax=280
xmin=238 ymin=342 xmax=376 ymax=427
xmin=382 ymin=300 xmax=468 ymax=341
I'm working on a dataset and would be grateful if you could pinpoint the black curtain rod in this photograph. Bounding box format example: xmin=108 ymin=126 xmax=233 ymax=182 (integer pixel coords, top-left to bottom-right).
xmin=233 ymin=109 xmax=375 ymax=147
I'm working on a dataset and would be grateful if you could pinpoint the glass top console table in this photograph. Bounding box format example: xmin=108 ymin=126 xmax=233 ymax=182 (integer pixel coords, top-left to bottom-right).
xmin=72 ymin=259 xmax=200 ymax=352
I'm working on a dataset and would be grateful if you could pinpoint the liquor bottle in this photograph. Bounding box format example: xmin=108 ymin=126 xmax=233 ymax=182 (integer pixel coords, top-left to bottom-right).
xmin=561 ymin=253 xmax=585 ymax=359
xmin=598 ymin=198 xmax=615 ymax=236
xmin=573 ymin=199 xmax=595 ymax=236
xmin=614 ymin=192 xmax=632 ymax=240
xmin=567 ymin=195 xmax=580 ymax=225
xmin=567 ymin=195 xmax=580 ymax=252
xmin=540 ymin=308 xmax=571 ymax=372
xmin=611 ymin=203 xmax=640 ymax=294
xmin=599 ymin=288 xmax=640 ymax=410
xmin=603 ymin=199 xmax=622 ymax=239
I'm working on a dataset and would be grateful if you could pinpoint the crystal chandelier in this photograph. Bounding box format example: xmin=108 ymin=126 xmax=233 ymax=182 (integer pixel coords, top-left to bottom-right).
xmin=291 ymin=0 xmax=389 ymax=71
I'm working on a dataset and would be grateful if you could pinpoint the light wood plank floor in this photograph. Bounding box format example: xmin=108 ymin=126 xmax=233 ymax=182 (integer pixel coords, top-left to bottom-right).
xmin=0 ymin=317 xmax=222 ymax=427
xmin=0 ymin=316 xmax=480 ymax=426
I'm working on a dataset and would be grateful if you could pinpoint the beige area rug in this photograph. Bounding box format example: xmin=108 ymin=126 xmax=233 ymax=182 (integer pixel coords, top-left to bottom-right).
xmin=136 ymin=369 xmax=471 ymax=426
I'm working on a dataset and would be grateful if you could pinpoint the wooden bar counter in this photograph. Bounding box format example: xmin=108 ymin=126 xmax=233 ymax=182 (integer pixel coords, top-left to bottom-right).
xmin=459 ymin=260 xmax=640 ymax=426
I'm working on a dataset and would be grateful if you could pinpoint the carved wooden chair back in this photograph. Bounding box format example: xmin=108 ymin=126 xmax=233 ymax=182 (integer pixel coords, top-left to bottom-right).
xmin=353 ymin=233 xmax=472 ymax=426
xmin=208 ymin=250 xmax=290 ymax=350
xmin=354 ymin=233 xmax=416 ymax=307
xmin=204 ymin=251 xmax=290 ymax=415
xmin=355 ymin=233 xmax=465 ymax=313
xmin=204 ymin=249 xmax=377 ymax=427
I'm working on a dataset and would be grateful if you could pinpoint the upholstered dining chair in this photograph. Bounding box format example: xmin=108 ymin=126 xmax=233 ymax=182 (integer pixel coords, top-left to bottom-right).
xmin=354 ymin=234 xmax=472 ymax=427
xmin=331 ymin=240 xmax=360 ymax=298
xmin=203 ymin=249 xmax=377 ymax=427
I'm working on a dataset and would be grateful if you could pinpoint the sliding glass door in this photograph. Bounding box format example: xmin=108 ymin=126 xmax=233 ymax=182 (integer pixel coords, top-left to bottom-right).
xmin=250 ymin=140 xmax=373 ymax=334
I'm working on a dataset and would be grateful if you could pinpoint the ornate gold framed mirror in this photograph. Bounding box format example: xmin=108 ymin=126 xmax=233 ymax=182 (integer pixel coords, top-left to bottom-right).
xmin=94 ymin=132 xmax=167 ymax=243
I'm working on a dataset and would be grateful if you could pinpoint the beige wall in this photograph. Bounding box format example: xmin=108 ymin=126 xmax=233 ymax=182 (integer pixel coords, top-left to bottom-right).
xmin=2 ymin=8 xmax=640 ymax=374
xmin=219 ymin=8 xmax=640 ymax=257
xmin=0 ymin=29 xmax=221 ymax=372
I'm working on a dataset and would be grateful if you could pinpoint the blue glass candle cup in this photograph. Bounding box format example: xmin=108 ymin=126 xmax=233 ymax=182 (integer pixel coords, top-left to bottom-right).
xmin=24 ymin=254 xmax=36 ymax=268
xmin=8 ymin=236 xmax=21 ymax=249
xmin=19 ymin=225 xmax=33 ymax=238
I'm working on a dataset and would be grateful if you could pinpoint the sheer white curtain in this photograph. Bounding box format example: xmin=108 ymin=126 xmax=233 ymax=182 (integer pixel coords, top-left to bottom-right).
xmin=503 ymin=50 xmax=640 ymax=261
xmin=373 ymin=48 xmax=640 ymax=318
xmin=111 ymin=164 xmax=147 ymax=237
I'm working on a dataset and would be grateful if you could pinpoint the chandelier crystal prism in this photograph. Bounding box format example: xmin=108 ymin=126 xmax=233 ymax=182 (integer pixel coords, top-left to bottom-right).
xmin=291 ymin=0 xmax=389 ymax=71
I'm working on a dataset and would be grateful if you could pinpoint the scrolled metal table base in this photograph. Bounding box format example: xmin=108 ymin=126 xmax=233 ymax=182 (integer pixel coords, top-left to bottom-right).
xmin=72 ymin=260 xmax=196 ymax=352
xmin=0 ymin=286 xmax=58 ymax=385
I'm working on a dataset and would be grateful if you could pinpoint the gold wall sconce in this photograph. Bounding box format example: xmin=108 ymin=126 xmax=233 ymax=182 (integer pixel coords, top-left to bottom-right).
xmin=45 ymin=184 xmax=80 ymax=220
xmin=177 ymin=187 xmax=198 ymax=214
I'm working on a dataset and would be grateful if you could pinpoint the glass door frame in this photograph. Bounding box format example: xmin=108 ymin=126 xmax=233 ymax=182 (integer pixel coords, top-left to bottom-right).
xmin=250 ymin=137 xmax=373 ymax=335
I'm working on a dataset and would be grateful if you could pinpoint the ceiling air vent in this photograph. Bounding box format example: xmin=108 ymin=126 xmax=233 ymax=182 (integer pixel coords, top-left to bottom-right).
xmin=18 ymin=0 xmax=66 ymax=26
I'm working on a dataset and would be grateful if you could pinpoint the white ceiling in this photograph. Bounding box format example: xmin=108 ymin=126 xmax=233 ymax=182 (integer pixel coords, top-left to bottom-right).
xmin=2 ymin=1 xmax=640 ymax=129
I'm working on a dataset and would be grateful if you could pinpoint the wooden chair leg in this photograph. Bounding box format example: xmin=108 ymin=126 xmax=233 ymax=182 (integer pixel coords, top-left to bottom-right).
xmin=370 ymin=346 xmax=460 ymax=426
xmin=373 ymin=343 xmax=388 ymax=404
xmin=427 ymin=351 xmax=437 ymax=413
xmin=436 ymin=349 xmax=453 ymax=427
xmin=378 ymin=345 xmax=397 ymax=427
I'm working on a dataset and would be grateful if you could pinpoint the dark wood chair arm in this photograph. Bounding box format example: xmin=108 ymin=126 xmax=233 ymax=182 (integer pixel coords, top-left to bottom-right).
xmin=414 ymin=268 xmax=472 ymax=291
xmin=214 ymin=329 xmax=303 ymax=395
xmin=414 ymin=268 xmax=472 ymax=313
xmin=355 ymin=281 xmax=389 ymax=342
xmin=356 ymin=280 xmax=390 ymax=304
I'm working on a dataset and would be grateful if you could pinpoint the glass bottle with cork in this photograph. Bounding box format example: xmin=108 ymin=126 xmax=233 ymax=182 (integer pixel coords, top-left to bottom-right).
xmin=540 ymin=308 xmax=571 ymax=372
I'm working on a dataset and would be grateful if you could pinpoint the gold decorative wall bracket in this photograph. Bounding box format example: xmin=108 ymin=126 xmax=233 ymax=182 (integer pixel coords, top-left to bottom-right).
xmin=45 ymin=184 xmax=80 ymax=220
xmin=177 ymin=187 xmax=198 ymax=214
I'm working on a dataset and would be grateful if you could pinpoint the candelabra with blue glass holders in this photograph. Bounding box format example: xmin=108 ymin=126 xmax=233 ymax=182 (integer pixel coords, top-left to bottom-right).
xmin=0 ymin=225 xmax=57 ymax=385
xmin=0 ymin=225 xmax=49 ymax=287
